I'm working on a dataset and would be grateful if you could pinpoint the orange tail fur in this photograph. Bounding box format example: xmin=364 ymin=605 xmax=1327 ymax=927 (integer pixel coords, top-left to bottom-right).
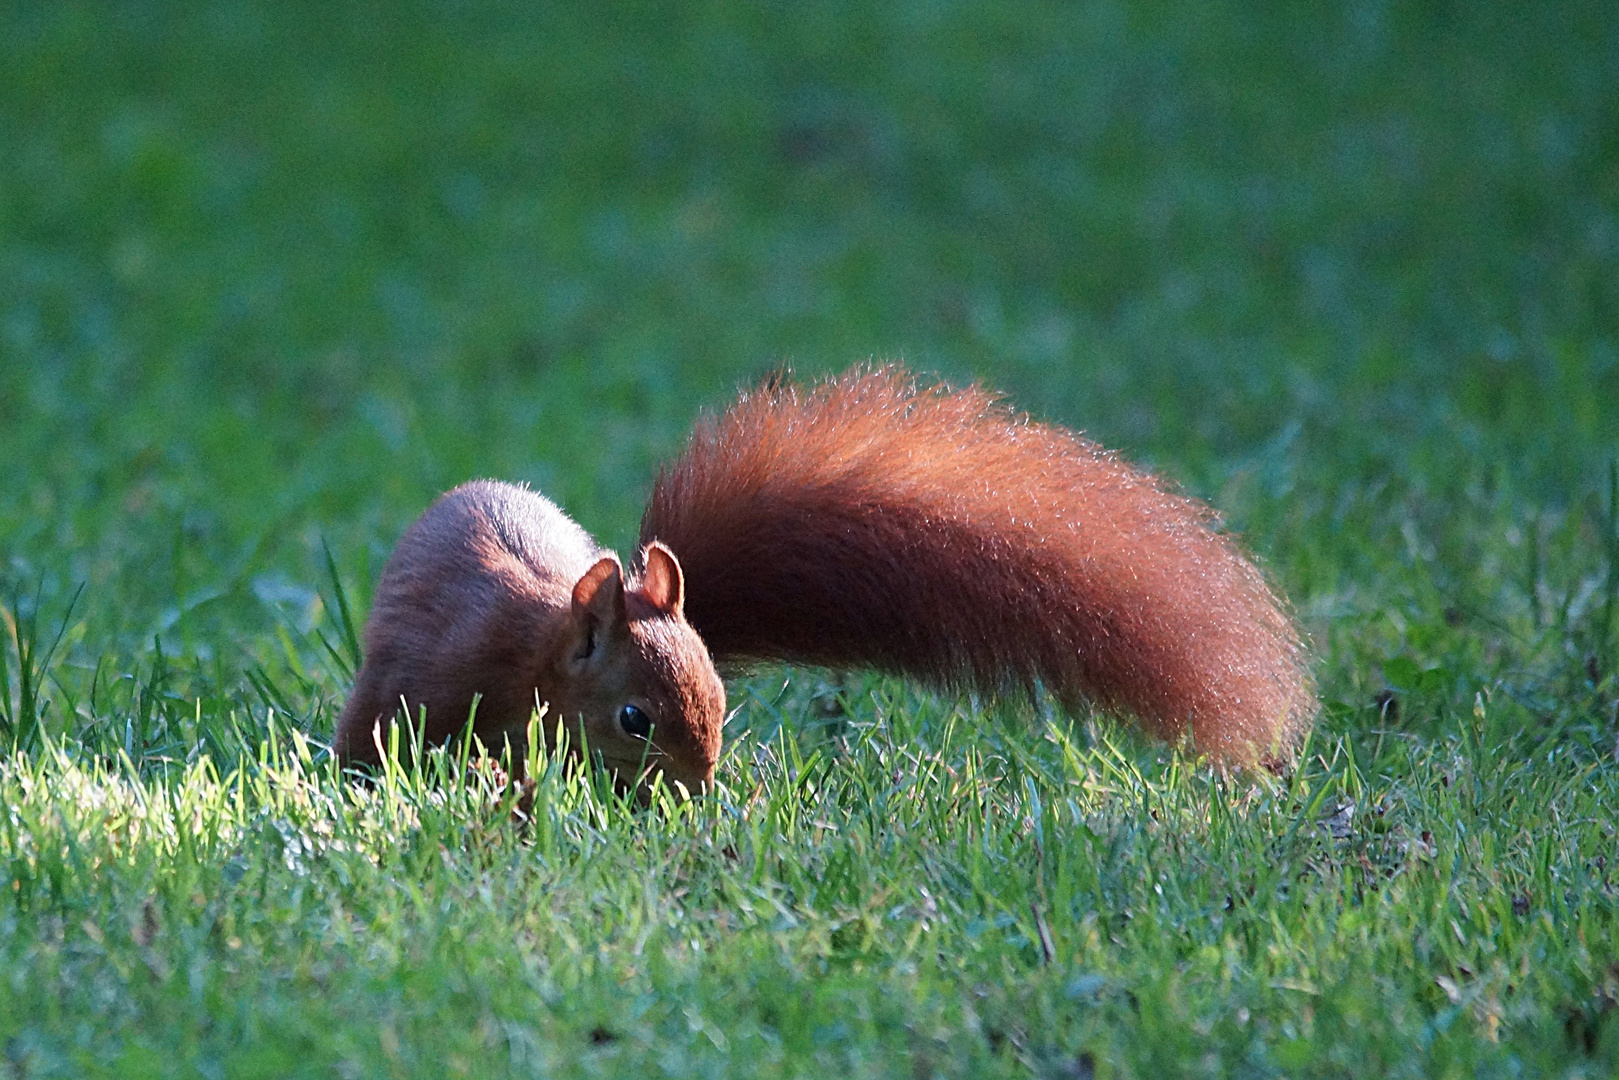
xmin=640 ymin=366 xmax=1315 ymax=764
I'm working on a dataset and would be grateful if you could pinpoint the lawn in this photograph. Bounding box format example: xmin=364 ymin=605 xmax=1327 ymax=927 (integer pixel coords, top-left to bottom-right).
xmin=2 ymin=1 xmax=1618 ymax=1076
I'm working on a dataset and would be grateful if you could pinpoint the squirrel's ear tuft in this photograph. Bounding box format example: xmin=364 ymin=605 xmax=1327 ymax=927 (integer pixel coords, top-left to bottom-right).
xmin=639 ymin=542 xmax=685 ymax=617
xmin=572 ymin=555 xmax=626 ymax=625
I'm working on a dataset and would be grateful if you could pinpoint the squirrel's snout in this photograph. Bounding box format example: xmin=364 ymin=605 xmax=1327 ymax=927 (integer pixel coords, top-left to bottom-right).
xmin=670 ymin=763 xmax=716 ymax=799
xmin=656 ymin=752 xmax=716 ymax=799
xmin=620 ymin=761 xmax=712 ymax=806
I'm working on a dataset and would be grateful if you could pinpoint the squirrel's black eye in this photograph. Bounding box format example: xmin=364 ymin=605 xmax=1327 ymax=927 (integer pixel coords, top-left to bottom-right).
xmin=618 ymin=704 xmax=652 ymax=738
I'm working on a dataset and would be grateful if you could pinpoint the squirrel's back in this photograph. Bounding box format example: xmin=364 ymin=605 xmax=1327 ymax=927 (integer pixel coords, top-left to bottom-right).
xmin=335 ymin=481 xmax=599 ymax=761
xmin=640 ymin=367 xmax=1314 ymax=764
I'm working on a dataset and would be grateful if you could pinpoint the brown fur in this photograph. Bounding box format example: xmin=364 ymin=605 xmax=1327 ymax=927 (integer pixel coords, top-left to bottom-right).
xmin=334 ymin=480 xmax=723 ymax=791
xmin=639 ymin=366 xmax=1315 ymax=764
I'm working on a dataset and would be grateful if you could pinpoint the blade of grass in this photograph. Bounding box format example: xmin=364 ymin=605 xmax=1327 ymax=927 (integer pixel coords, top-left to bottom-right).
xmin=321 ymin=537 xmax=364 ymax=676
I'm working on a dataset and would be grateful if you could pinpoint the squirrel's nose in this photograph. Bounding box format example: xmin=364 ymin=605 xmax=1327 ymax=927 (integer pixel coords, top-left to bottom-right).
xmin=664 ymin=761 xmax=714 ymax=800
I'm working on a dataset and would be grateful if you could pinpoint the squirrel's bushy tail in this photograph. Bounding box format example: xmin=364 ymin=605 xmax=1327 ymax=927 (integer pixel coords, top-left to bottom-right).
xmin=640 ymin=366 xmax=1315 ymax=764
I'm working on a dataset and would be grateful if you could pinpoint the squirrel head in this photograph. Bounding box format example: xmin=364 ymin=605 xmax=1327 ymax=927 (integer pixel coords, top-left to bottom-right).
xmin=552 ymin=542 xmax=724 ymax=795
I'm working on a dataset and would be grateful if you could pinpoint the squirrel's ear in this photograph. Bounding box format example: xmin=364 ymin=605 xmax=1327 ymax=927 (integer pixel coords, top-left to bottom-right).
xmin=571 ymin=555 xmax=626 ymax=627
xmin=639 ymin=542 xmax=685 ymax=617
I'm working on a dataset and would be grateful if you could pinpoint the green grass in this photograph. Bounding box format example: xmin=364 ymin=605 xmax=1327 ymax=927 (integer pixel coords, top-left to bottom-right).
xmin=3 ymin=0 xmax=1619 ymax=1075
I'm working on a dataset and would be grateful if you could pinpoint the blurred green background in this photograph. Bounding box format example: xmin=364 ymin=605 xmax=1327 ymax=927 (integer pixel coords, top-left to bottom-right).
xmin=2 ymin=0 xmax=1617 ymax=716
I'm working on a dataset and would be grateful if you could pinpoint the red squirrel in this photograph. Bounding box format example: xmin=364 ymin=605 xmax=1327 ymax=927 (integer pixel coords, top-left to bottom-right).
xmin=332 ymin=481 xmax=726 ymax=790
xmin=335 ymin=365 xmax=1315 ymax=789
